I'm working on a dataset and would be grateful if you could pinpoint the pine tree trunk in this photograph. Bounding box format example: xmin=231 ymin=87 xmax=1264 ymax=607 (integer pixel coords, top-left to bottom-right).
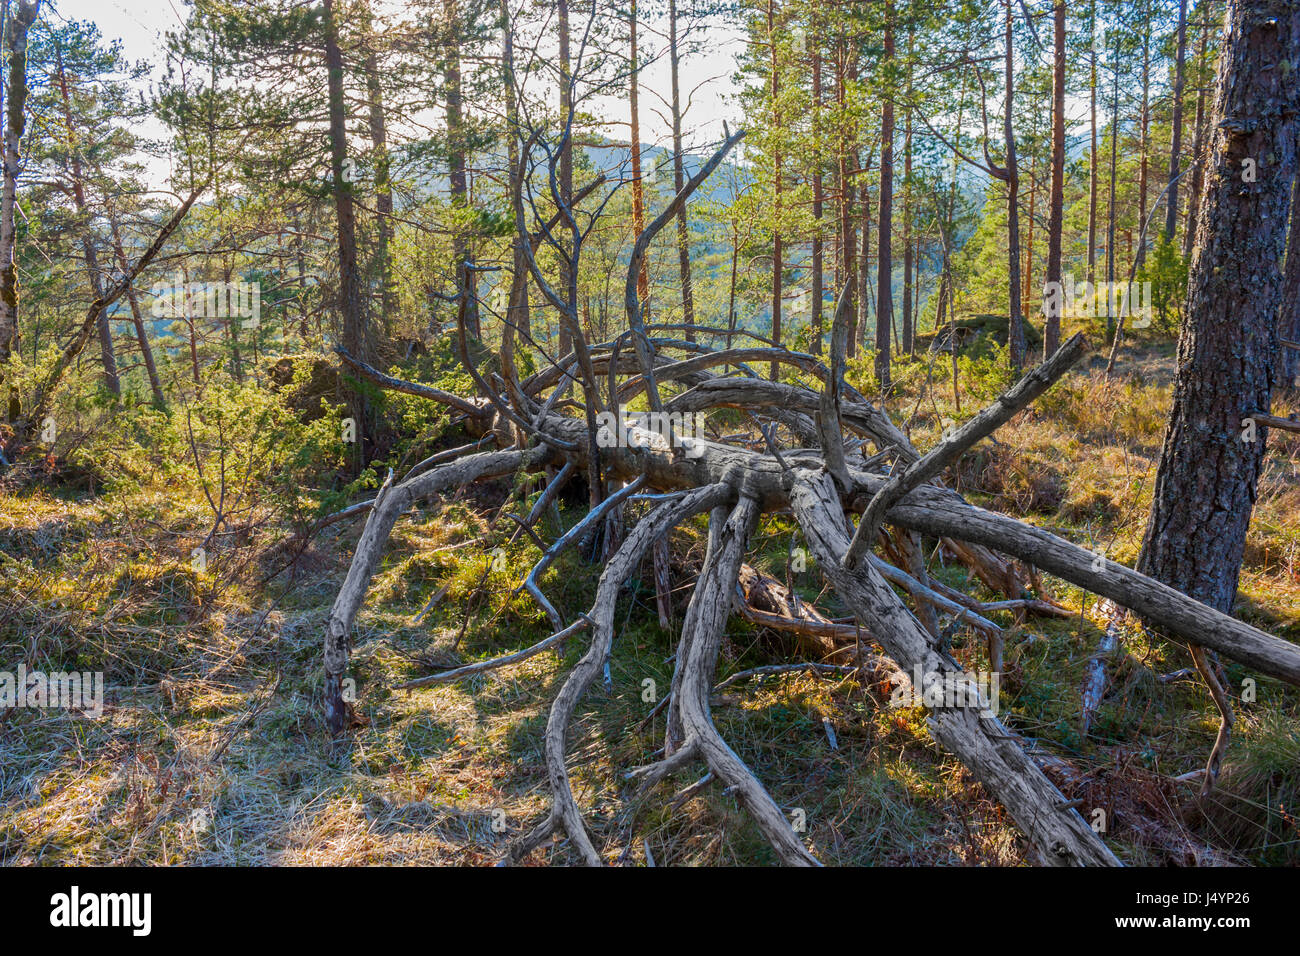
xmin=557 ymin=0 xmax=573 ymax=357
xmin=1003 ymin=0 xmax=1025 ymax=368
xmin=811 ymin=41 xmax=823 ymax=355
xmin=110 ymin=215 xmax=165 ymax=409
xmin=1137 ymin=0 xmax=1300 ymax=614
xmin=901 ymin=32 xmax=914 ymax=357
xmin=1164 ymin=0 xmax=1189 ymax=244
xmin=1138 ymin=25 xmax=1150 ymax=264
xmin=1043 ymin=1 xmax=1066 ymax=359
xmin=1087 ymin=0 xmax=1098 ymax=289
xmin=768 ymin=0 xmax=781 ymax=379
xmin=857 ymin=147 xmax=871 ymax=355
xmin=668 ymin=0 xmax=694 ymax=341
xmin=875 ymin=2 xmax=894 ymax=388
xmin=1277 ymin=174 xmax=1300 ymax=392
xmin=0 ymin=0 xmax=36 ymax=367
xmin=1106 ymin=22 xmax=1120 ymax=339
xmin=443 ymin=0 xmax=473 ymax=338
xmin=55 ymin=46 xmax=120 ymax=397
xmin=323 ymin=0 xmax=368 ymax=461
xmin=1183 ymin=12 xmax=1210 ymax=262
xmin=503 ymin=0 xmax=530 ymax=341
xmin=361 ymin=1 xmax=395 ymax=333
xmin=628 ymin=0 xmax=648 ymax=311
xmin=837 ymin=36 xmax=856 ymax=353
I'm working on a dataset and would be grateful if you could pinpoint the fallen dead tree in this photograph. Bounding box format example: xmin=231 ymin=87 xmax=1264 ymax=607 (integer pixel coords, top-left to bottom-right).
xmin=314 ymin=126 xmax=1300 ymax=868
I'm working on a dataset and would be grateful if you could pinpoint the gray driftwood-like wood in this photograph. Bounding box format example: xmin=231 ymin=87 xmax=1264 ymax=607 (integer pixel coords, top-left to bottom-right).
xmin=790 ymin=469 xmax=1120 ymax=866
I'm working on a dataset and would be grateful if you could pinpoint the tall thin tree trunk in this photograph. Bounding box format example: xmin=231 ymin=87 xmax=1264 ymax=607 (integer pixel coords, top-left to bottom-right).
xmin=1043 ymin=0 xmax=1066 ymax=358
xmin=503 ymin=0 xmax=530 ymax=342
xmin=1138 ymin=20 xmax=1150 ymax=264
xmin=1183 ymin=12 xmax=1210 ymax=261
xmin=811 ymin=37 xmax=823 ymax=355
xmin=1137 ymin=0 xmax=1300 ymax=614
xmin=768 ymin=0 xmax=781 ymax=379
xmin=1164 ymin=0 xmax=1189 ymax=244
xmin=668 ymin=0 xmax=694 ymax=341
xmin=1277 ymin=173 xmax=1300 ymax=392
xmin=858 ymin=156 xmax=871 ymax=353
xmin=628 ymin=0 xmax=648 ymax=309
xmin=901 ymin=30 xmax=914 ymax=357
xmin=362 ymin=1 xmax=395 ymax=332
xmin=875 ymin=2 xmax=895 ymax=389
xmin=557 ymin=0 xmax=573 ymax=356
xmin=323 ymin=0 xmax=368 ymax=461
xmin=1003 ymin=0 xmax=1025 ymax=368
xmin=837 ymin=35 xmax=856 ymax=353
xmin=1087 ymin=0 xmax=1098 ymax=290
xmin=1106 ymin=22 xmax=1120 ymax=338
xmin=1024 ymin=150 xmax=1035 ymax=331
xmin=444 ymin=0 xmax=474 ymax=338
xmin=55 ymin=46 xmax=119 ymax=396
xmin=0 ymin=0 xmax=35 ymax=368
xmin=109 ymin=214 xmax=165 ymax=409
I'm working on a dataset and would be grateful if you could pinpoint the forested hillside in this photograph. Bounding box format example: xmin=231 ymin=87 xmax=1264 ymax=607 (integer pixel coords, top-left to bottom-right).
xmin=1 ymin=0 xmax=1298 ymax=869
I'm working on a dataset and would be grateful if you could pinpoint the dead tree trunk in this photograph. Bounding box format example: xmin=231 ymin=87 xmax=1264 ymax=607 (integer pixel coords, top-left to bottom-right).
xmin=313 ymin=67 xmax=1300 ymax=866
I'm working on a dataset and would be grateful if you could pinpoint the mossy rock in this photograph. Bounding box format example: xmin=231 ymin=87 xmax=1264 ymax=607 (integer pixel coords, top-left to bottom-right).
xmin=263 ymin=354 xmax=340 ymax=422
xmin=919 ymin=313 xmax=1044 ymax=352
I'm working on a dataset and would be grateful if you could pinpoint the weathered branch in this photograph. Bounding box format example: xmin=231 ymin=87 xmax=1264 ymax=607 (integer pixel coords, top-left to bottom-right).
xmin=789 ymin=469 xmax=1120 ymax=866
xmin=625 ymin=127 xmax=747 ymax=413
xmin=845 ymin=333 xmax=1086 ymax=569
xmin=323 ymin=447 xmax=547 ymax=735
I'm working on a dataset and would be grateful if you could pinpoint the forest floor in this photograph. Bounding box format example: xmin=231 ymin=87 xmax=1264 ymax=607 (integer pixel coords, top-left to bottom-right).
xmin=2 ymin=333 xmax=1299 ymax=866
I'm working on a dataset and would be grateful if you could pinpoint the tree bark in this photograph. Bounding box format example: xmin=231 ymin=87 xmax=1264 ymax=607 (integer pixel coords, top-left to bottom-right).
xmin=1003 ymin=0 xmax=1025 ymax=368
xmin=323 ymin=0 xmax=369 ymax=462
xmin=1043 ymin=1 xmax=1066 ymax=359
xmin=668 ymin=0 xmax=694 ymax=341
xmin=109 ymin=214 xmax=166 ymax=409
xmin=1137 ymin=0 xmax=1300 ymax=614
xmin=811 ymin=37 xmax=824 ymax=355
xmin=0 ymin=0 xmax=36 ymax=367
xmin=875 ymin=2 xmax=894 ymax=389
xmin=1087 ymin=0 xmax=1098 ymax=289
xmin=557 ymin=0 xmax=573 ymax=357
xmin=1278 ymin=172 xmax=1300 ymax=392
xmin=1164 ymin=0 xmax=1189 ymax=244
xmin=768 ymin=0 xmax=782 ymax=378
xmin=55 ymin=44 xmax=119 ymax=397
xmin=361 ymin=0 xmax=395 ymax=331
xmin=901 ymin=31 xmax=914 ymax=357
xmin=443 ymin=0 xmax=473 ymax=338
xmin=1183 ymin=10 xmax=1210 ymax=263
xmin=628 ymin=0 xmax=648 ymax=310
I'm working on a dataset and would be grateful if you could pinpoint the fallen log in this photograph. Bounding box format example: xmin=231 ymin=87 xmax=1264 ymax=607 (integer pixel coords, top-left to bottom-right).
xmin=530 ymin=413 xmax=1300 ymax=687
xmin=789 ymin=468 xmax=1120 ymax=866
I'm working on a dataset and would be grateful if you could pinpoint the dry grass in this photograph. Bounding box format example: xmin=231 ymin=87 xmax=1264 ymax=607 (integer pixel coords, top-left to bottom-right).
xmin=2 ymin=340 xmax=1298 ymax=866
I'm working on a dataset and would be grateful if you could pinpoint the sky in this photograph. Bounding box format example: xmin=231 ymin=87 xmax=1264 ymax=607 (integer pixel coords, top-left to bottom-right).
xmin=50 ymin=0 xmax=746 ymax=164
